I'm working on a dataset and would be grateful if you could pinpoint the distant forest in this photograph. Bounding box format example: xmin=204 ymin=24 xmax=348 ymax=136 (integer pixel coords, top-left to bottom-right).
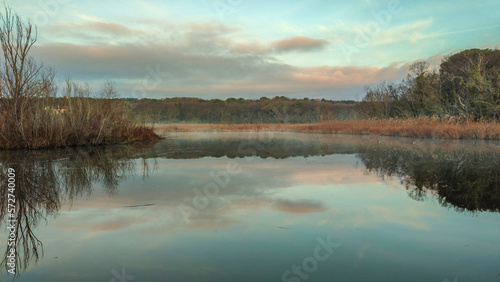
xmin=42 ymin=48 xmax=485 ymax=125
xmin=127 ymin=97 xmax=358 ymax=123
xmin=122 ymin=48 xmax=499 ymax=124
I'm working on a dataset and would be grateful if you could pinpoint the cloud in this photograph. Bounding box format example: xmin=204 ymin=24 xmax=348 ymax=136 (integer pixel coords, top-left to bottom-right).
xmin=43 ymin=21 xmax=143 ymax=44
xmin=32 ymin=40 xmax=408 ymax=99
xmin=229 ymin=36 xmax=329 ymax=55
xmin=183 ymin=22 xmax=239 ymax=34
xmin=321 ymin=18 xmax=440 ymax=48
xmin=273 ymin=36 xmax=329 ymax=53
xmin=375 ymin=18 xmax=439 ymax=45
xmin=75 ymin=21 xmax=134 ymax=36
xmin=231 ymin=41 xmax=271 ymax=54
xmin=31 ymin=19 xmax=409 ymax=99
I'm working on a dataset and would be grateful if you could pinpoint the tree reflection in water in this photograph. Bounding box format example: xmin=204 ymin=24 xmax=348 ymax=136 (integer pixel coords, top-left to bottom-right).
xmin=0 ymin=142 xmax=158 ymax=275
xmin=356 ymin=144 xmax=500 ymax=213
xmin=0 ymin=135 xmax=499 ymax=276
xmin=159 ymin=136 xmax=500 ymax=213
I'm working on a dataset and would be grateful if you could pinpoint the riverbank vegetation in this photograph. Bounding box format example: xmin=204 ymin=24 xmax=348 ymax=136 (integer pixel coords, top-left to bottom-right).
xmin=359 ymin=49 xmax=500 ymax=120
xmin=155 ymin=118 xmax=500 ymax=139
xmin=0 ymin=7 xmax=159 ymax=150
xmin=137 ymin=48 xmax=499 ymax=139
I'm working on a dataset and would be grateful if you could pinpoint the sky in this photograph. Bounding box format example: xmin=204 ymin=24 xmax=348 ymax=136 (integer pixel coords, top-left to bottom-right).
xmin=7 ymin=0 xmax=500 ymax=100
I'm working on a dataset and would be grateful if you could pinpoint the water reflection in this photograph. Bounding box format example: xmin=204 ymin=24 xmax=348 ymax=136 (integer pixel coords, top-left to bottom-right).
xmin=161 ymin=134 xmax=500 ymax=213
xmin=357 ymin=144 xmax=500 ymax=212
xmin=0 ymin=133 xmax=499 ymax=279
xmin=0 ymin=142 xmax=158 ymax=275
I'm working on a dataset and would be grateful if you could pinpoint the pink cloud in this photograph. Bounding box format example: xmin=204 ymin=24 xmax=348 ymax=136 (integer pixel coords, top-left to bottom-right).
xmin=274 ymin=36 xmax=329 ymax=52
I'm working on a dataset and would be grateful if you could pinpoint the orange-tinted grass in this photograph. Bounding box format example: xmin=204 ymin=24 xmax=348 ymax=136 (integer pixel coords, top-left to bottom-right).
xmin=155 ymin=118 xmax=500 ymax=139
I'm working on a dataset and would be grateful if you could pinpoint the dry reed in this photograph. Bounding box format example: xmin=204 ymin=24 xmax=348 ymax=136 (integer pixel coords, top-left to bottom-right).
xmin=0 ymin=89 xmax=161 ymax=150
xmin=155 ymin=118 xmax=500 ymax=140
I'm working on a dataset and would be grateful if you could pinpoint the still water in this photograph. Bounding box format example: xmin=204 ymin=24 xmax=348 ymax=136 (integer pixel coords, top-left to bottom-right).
xmin=1 ymin=132 xmax=499 ymax=282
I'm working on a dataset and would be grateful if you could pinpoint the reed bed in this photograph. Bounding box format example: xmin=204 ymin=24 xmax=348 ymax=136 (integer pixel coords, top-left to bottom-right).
xmin=155 ymin=118 xmax=500 ymax=140
xmin=0 ymin=93 xmax=161 ymax=150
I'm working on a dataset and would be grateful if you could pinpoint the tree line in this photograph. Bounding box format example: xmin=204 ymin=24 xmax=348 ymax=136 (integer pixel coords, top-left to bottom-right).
xmin=130 ymin=97 xmax=359 ymax=123
xmin=131 ymin=49 xmax=499 ymax=124
xmin=360 ymin=48 xmax=500 ymax=120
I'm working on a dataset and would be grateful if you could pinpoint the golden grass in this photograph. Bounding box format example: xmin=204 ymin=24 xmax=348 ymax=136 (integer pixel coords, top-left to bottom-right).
xmin=0 ymin=97 xmax=161 ymax=150
xmin=155 ymin=118 xmax=500 ymax=140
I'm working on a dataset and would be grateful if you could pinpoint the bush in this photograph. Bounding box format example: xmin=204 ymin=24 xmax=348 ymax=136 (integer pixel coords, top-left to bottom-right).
xmin=0 ymin=7 xmax=159 ymax=150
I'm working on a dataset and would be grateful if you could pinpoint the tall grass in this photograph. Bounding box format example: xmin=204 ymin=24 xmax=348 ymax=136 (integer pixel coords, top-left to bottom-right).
xmin=0 ymin=7 xmax=160 ymax=150
xmin=156 ymin=118 xmax=500 ymax=140
xmin=0 ymin=81 xmax=160 ymax=150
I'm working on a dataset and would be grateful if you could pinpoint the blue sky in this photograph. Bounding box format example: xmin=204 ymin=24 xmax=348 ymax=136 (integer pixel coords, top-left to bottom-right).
xmin=7 ymin=0 xmax=500 ymax=99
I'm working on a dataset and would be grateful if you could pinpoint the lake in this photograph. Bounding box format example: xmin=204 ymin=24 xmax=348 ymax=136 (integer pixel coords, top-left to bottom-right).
xmin=1 ymin=132 xmax=499 ymax=282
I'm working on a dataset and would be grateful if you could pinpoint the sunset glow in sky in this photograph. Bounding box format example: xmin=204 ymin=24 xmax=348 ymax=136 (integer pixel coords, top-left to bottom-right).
xmin=9 ymin=0 xmax=500 ymax=99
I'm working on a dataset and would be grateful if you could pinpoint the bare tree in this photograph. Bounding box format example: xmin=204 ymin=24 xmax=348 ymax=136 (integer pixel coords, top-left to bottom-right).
xmin=0 ymin=5 xmax=55 ymax=145
xmin=0 ymin=5 xmax=157 ymax=150
xmin=99 ymin=80 xmax=118 ymax=99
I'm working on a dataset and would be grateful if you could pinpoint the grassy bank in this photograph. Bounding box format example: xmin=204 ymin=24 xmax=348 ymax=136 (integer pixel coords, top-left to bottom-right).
xmin=0 ymin=82 xmax=161 ymax=150
xmin=0 ymin=8 xmax=160 ymax=150
xmin=0 ymin=97 xmax=161 ymax=150
xmin=155 ymin=118 xmax=500 ymax=140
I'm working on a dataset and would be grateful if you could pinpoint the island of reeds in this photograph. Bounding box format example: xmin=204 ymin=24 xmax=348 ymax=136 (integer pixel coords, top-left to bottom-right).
xmin=0 ymin=8 xmax=160 ymax=150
